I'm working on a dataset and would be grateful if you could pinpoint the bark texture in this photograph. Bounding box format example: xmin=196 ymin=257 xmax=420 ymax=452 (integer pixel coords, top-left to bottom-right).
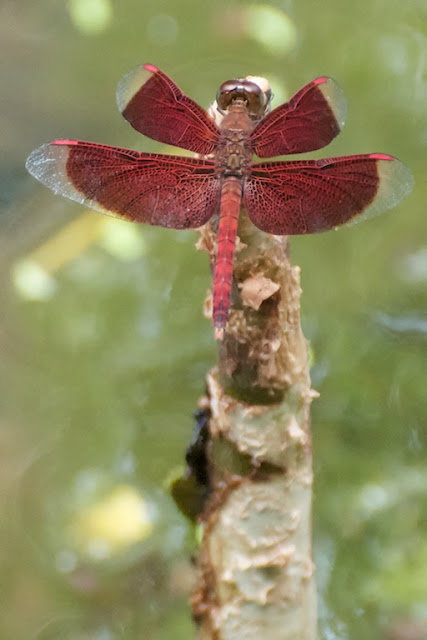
xmin=193 ymin=214 xmax=318 ymax=639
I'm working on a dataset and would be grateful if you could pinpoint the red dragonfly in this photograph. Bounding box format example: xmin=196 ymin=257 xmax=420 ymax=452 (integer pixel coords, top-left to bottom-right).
xmin=26 ymin=63 xmax=413 ymax=339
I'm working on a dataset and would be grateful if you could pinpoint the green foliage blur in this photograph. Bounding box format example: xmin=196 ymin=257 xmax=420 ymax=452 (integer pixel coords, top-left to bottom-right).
xmin=1 ymin=1 xmax=426 ymax=639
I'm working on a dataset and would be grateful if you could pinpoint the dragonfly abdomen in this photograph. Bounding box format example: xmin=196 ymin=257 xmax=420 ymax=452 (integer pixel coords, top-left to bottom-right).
xmin=213 ymin=176 xmax=242 ymax=339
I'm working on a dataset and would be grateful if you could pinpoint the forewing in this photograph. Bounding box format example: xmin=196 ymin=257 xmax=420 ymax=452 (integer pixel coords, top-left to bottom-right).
xmin=116 ymin=64 xmax=219 ymax=155
xmin=244 ymin=154 xmax=414 ymax=235
xmin=26 ymin=140 xmax=219 ymax=229
xmin=250 ymin=77 xmax=347 ymax=158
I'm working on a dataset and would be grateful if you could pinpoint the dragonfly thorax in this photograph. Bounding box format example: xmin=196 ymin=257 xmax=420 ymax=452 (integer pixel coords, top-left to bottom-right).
xmin=215 ymin=100 xmax=254 ymax=177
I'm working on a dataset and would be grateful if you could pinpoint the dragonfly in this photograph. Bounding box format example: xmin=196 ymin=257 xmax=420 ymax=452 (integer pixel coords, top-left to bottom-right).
xmin=26 ymin=63 xmax=413 ymax=339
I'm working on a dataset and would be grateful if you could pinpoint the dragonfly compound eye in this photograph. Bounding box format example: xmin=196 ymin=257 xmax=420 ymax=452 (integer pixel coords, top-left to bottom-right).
xmin=216 ymin=79 xmax=267 ymax=118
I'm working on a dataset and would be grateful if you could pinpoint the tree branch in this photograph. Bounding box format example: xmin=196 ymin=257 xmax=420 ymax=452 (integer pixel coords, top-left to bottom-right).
xmin=193 ymin=214 xmax=318 ymax=639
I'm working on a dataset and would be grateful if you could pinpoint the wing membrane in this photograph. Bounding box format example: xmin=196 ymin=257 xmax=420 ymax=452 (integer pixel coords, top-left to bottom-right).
xmin=26 ymin=140 xmax=220 ymax=229
xmin=251 ymin=77 xmax=346 ymax=158
xmin=244 ymin=154 xmax=414 ymax=235
xmin=117 ymin=64 xmax=219 ymax=155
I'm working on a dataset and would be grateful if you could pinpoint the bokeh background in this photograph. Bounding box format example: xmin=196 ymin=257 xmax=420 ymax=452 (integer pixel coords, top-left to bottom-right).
xmin=1 ymin=1 xmax=426 ymax=639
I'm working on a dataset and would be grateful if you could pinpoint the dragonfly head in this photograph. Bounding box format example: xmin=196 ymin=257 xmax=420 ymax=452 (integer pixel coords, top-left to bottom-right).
xmin=216 ymin=77 xmax=272 ymax=121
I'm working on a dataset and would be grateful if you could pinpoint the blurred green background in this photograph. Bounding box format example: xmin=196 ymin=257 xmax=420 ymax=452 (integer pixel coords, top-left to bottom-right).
xmin=1 ymin=1 xmax=426 ymax=638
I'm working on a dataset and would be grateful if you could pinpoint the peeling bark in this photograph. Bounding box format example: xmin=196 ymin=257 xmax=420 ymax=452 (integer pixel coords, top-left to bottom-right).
xmin=192 ymin=213 xmax=318 ymax=639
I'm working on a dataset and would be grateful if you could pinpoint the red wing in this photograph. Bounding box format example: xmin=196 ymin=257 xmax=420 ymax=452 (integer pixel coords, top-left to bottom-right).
xmin=243 ymin=154 xmax=414 ymax=235
xmin=25 ymin=140 xmax=219 ymax=229
xmin=116 ymin=63 xmax=219 ymax=156
xmin=250 ymin=77 xmax=346 ymax=158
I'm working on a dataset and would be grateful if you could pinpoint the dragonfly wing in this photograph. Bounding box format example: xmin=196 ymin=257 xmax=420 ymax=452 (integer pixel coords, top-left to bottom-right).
xmin=117 ymin=64 xmax=219 ymax=155
xmin=244 ymin=154 xmax=414 ymax=235
xmin=26 ymin=140 xmax=220 ymax=229
xmin=251 ymin=77 xmax=346 ymax=157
